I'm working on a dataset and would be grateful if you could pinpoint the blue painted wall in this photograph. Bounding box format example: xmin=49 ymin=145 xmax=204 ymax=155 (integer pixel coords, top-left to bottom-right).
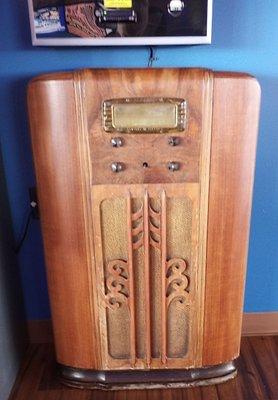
xmin=0 ymin=1 xmax=277 ymax=319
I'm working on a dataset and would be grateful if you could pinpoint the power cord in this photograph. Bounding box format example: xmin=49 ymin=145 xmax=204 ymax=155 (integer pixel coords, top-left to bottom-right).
xmin=148 ymin=46 xmax=159 ymax=67
xmin=14 ymin=210 xmax=33 ymax=254
xmin=14 ymin=187 xmax=39 ymax=254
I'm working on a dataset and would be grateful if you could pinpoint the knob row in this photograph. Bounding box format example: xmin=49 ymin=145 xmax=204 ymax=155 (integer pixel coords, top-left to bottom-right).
xmin=111 ymin=162 xmax=180 ymax=173
xmin=111 ymin=136 xmax=180 ymax=148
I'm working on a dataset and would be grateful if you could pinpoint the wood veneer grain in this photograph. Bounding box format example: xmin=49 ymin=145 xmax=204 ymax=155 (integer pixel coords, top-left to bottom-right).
xmin=203 ymin=73 xmax=261 ymax=366
xmin=28 ymin=76 xmax=100 ymax=369
xmin=27 ymin=69 xmax=261 ymax=376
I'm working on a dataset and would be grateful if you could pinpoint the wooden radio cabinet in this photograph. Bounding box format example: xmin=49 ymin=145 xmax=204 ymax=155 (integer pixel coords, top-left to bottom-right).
xmin=27 ymin=68 xmax=260 ymax=390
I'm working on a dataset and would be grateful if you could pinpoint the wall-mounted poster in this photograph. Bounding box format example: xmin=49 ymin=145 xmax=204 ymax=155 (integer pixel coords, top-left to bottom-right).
xmin=28 ymin=0 xmax=213 ymax=46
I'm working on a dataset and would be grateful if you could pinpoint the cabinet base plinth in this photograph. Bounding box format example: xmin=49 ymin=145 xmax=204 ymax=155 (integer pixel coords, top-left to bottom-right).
xmin=58 ymin=361 xmax=237 ymax=390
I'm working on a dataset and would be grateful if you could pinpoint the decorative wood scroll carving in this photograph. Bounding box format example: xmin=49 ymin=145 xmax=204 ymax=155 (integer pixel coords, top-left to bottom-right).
xmin=166 ymin=258 xmax=190 ymax=308
xmin=149 ymin=203 xmax=161 ymax=250
xmin=131 ymin=195 xmax=162 ymax=251
xmin=131 ymin=203 xmax=144 ymax=250
xmin=105 ymin=260 xmax=129 ymax=310
xmin=101 ymin=189 xmax=193 ymax=366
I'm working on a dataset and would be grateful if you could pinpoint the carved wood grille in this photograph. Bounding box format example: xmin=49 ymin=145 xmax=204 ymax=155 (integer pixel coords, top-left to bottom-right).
xmin=95 ymin=186 xmax=196 ymax=369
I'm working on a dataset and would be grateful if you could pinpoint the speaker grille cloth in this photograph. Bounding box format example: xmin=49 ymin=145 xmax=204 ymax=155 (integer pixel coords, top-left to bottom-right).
xmin=100 ymin=195 xmax=193 ymax=361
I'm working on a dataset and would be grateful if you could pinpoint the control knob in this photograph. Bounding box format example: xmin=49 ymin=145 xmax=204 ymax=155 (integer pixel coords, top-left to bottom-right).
xmin=168 ymin=161 xmax=180 ymax=171
xmin=111 ymin=162 xmax=124 ymax=173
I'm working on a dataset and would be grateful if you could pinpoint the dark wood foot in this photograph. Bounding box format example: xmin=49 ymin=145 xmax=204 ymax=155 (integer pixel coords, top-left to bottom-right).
xmin=58 ymin=361 xmax=237 ymax=390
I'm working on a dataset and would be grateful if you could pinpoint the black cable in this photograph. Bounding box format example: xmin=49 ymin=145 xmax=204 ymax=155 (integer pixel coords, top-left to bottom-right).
xmin=148 ymin=46 xmax=158 ymax=67
xmin=14 ymin=210 xmax=33 ymax=254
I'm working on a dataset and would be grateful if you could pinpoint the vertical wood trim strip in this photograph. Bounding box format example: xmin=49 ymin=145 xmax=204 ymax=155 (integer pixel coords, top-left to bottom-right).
xmin=91 ymin=192 xmax=109 ymax=366
xmin=126 ymin=191 xmax=136 ymax=366
xmin=197 ymin=70 xmax=214 ymax=365
xmin=144 ymin=190 xmax=151 ymax=367
xmin=73 ymin=71 xmax=102 ymax=368
xmin=161 ymin=190 xmax=167 ymax=364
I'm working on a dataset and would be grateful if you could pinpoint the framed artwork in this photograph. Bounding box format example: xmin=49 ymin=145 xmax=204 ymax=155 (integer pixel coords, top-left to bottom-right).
xmin=28 ymin=0 xmax=213 ymax=46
